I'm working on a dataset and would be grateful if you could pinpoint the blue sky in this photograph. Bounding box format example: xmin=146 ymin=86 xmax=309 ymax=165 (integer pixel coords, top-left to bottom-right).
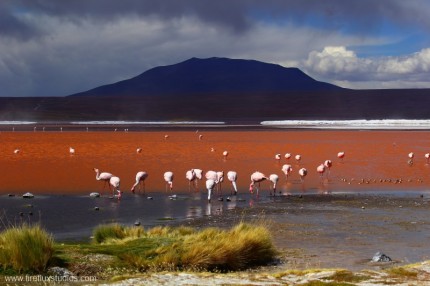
xmin=1 ymin=0 xmax=430 ymax=96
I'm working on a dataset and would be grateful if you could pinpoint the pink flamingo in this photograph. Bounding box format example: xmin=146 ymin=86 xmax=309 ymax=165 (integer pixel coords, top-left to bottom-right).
xmin=109 ymin=176 xmax=121 ymax=199
xmin=275 ymin=154 xmax=281 ymax=162
xmin=249 ymin=171 xmax=268 ymax=195
xmin=408 ymin=152 xmax=414 ymax=165
xmin=205 ymin=170 xmax=218 ymax=181
xmin=337 ymin=151 xmax=345 ymax=162
xmin=269 ymin=174 xmax=279 ymax=195
xmin=216 ymin=171 xmax=224 ymax=195
xmin=94 ymin=168 xmax=113 ymax=192
xmin=425 ymin=153 xmax=430 ymax=164
xmin=69 ymin=147 xmax=75 ymax=155
xmin=281 ymin=164 xmax=293 ymax=181
xmin=186 ymin=169 xmax=197 ymax=191
xmin=164 ymin=171 xmax=174 ymax=191
xmin=295 ymin=154 xmax=302 ymax=164
xmin=324 ymin=160 xmax=332 ymax=177
xmin=317 ymin=164 xmax=325 ymax=182
xmin=285 ymin=153 xmax=291 ymax=160
xmin=298 ymin=168 xmax=307 ymax=183
xmin=227 ymin=171 xmax=238 ymax=195
xmin=206 ymin=179 xmax=216 ymax=202
xmin=136 ymin=148 xmax=142 ymax=154
xmin=131 ymin=171 xmax=148 ymax=193
xmin=223 ymin=150 xmax=229 ymax=159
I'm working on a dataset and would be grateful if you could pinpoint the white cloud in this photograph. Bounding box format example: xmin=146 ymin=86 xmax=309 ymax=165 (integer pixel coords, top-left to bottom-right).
xmin=303 ymin=46 xmax=430 ymax=88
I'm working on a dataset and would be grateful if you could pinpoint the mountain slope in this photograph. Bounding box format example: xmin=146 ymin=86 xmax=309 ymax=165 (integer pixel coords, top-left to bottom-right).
xmin=70 ymin=57 xmax=342 ymax=97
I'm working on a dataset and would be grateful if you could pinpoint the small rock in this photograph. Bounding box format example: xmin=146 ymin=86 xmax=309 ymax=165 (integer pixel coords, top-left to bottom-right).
xmin=48 ymin=266 xmax=77 ymax=279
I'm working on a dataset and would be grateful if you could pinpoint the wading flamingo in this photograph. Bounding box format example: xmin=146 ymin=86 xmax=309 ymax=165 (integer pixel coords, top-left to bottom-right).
xmin=227 ymin=171 xmax=238 ymax=195
xmin=109 ymin=176 xmax=121 ymax=199
xmin=94 ymin=168 xmax=113 ymax=192
xmin=269 ymin=174 xmax=279 ymax=195
xmin=131 ymin=171 xmax=148 ymax=193
xmin=295 ymin=154 xmax=302 ymax=164
xmin=281 ymin=164 xmax=293 ymax=181
xmin=164 ymin=171 xmax=174 ymax=191
xmin=223 ymin=150 xmax=229 ymax=159
xmin=425 ymin=153 xmax=430 ymax=164
xmin=216 ymin=171 xmax=224 ymax=195
xmin=337 ymin=151 xmax=345 ymax=162
xmin=206 ymin=179 xmax=216 ymax=202
xmin=298 ymin=168 xmax=307 ymax=183
xmin=324 ymin=160 xmax=332 ymax=178
xmin=317 ymin=164 xmax=325 ymax=182
xmin=186 ymin=169 xmax=197 ymax=191
xmin=285 ymin=153 xmax=291 ymax=160
xmin=69 ymin=147 xmax=75 ymax=155
xmin=275 ymin=154 xmax=281 ymax=162
xmin=205 ymin=170 xmax=218 ymax=181
xmin=249 ymin=171 xmax=268 ymax=196
xmin=136 ymin=148 xmax=142 ymax=154
xmin=408 ymin=152 xmax=414 ymax=165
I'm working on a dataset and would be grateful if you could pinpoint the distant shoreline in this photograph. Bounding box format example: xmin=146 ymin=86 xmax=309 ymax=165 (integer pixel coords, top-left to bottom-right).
xmin=1 ymin=119 xmax=430 ymax=131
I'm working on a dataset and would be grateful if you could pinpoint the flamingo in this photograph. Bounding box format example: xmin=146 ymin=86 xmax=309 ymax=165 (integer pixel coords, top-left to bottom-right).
xmin=206 ymin=179 xmax=216 ymax=202
xmin=136 ymin=148 xmax=142 ymax=154
xmin=269 ymin=174 xmax=279 ymax=195
xmin=164 ymin=171 xmax=174 ymax=191
xmin=131 ymin=171 xmax=148 ymax=193
xmin=94 ymin=168 xmax=113 ymax=192
xmin=249 ymin=171 xmax=268 ymax=195
xmin=223 ymin=150 xmax=229 ymax=159
xmin=164 ymin=135 xmax=169 ymax=140
xmin=408 ymin=152 xmax=414 ymax=165
xmin=199 ymin=134 xmax=203 ymax=140
xmin=186 ymin=169 xmax=197 ymax=191
xmin=275 ymin=154 xmax=281 ymax=162
xmin=295 ymin=154 xmax=302 ymax=164
xmin=425 ymin=153 xmax=430 ymax=164
xmin=338 ymin=151 xmax=345 ymax=162
xmin=281 ymin=164 xmax=293 ymax=181
xmin=324 ymin=160 xmax=332 ymax=177
xmin=69 ymin=147 xmax=75 ymax=155
xmin=205 ymin=170 xmax=218 ymax=181
xmin=317 ymin=164 xmax=325 ymax=182
xmin=216 ymin=171 xmax=224 ymax=195
xmin=285 ymin=153 xmax=291 ymax=160
xmin=14 ymin=149 xmax=20 ymax=154
xmin=298 ymin=168 xmax=307 ymax=183
xmin=109 ymin=176 xmax=121 ymax=199
xmin=227 ymin=171 xmax=238 ymax=195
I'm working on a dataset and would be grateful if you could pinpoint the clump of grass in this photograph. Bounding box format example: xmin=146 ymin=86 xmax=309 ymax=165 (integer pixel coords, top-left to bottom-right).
xmin=0 ymin=224 xmax=54 ymax=273
xmin=89 ymin=222 xmax=277 ymax=272
xmin=93 ymin=224 xmax=145 ymax=244
xmin=386 ymin=266 xmax=418 ymax=279
xmin=181 ymin=222 xmax=276 ymax=271
xmin=323 ymin=270 xmax=371 ymax=283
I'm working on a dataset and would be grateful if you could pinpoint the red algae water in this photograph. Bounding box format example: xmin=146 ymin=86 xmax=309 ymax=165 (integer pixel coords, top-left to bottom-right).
xmin=1 ymin=130 xmax=430 ymax=195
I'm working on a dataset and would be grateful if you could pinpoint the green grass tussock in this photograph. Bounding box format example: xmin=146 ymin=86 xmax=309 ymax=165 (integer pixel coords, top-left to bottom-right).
xmin=88 ymin=222 xmax=277 ymax=272
xmin=0 ymin=224 xmax=54 ymax=273
xmin=92 ymin=224 xmax=144 ymax=243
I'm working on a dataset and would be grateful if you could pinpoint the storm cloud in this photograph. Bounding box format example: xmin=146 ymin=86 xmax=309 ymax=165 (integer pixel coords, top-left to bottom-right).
xmin=1 ymin=0 xmax=430 ymax=96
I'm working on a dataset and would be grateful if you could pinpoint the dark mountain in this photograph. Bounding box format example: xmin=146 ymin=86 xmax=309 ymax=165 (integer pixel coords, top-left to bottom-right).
xmin=0 ymin=57 xmax=430 ymax=123
xmin=70 ymin=57 xmax=342 ymax=97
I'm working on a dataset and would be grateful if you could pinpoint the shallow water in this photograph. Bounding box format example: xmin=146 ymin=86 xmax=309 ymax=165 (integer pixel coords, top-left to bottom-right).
xmin=0 ymin=192 xmax=265 ymax=241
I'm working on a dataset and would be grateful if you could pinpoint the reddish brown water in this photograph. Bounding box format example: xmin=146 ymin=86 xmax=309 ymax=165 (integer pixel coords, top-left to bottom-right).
xmin=1 ymin=130 xmax=430 ymax=195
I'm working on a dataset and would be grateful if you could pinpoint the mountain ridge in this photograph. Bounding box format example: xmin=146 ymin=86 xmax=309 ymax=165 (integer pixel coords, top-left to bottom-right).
xmin=69 ymin=57 xmax=343 ymax=97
